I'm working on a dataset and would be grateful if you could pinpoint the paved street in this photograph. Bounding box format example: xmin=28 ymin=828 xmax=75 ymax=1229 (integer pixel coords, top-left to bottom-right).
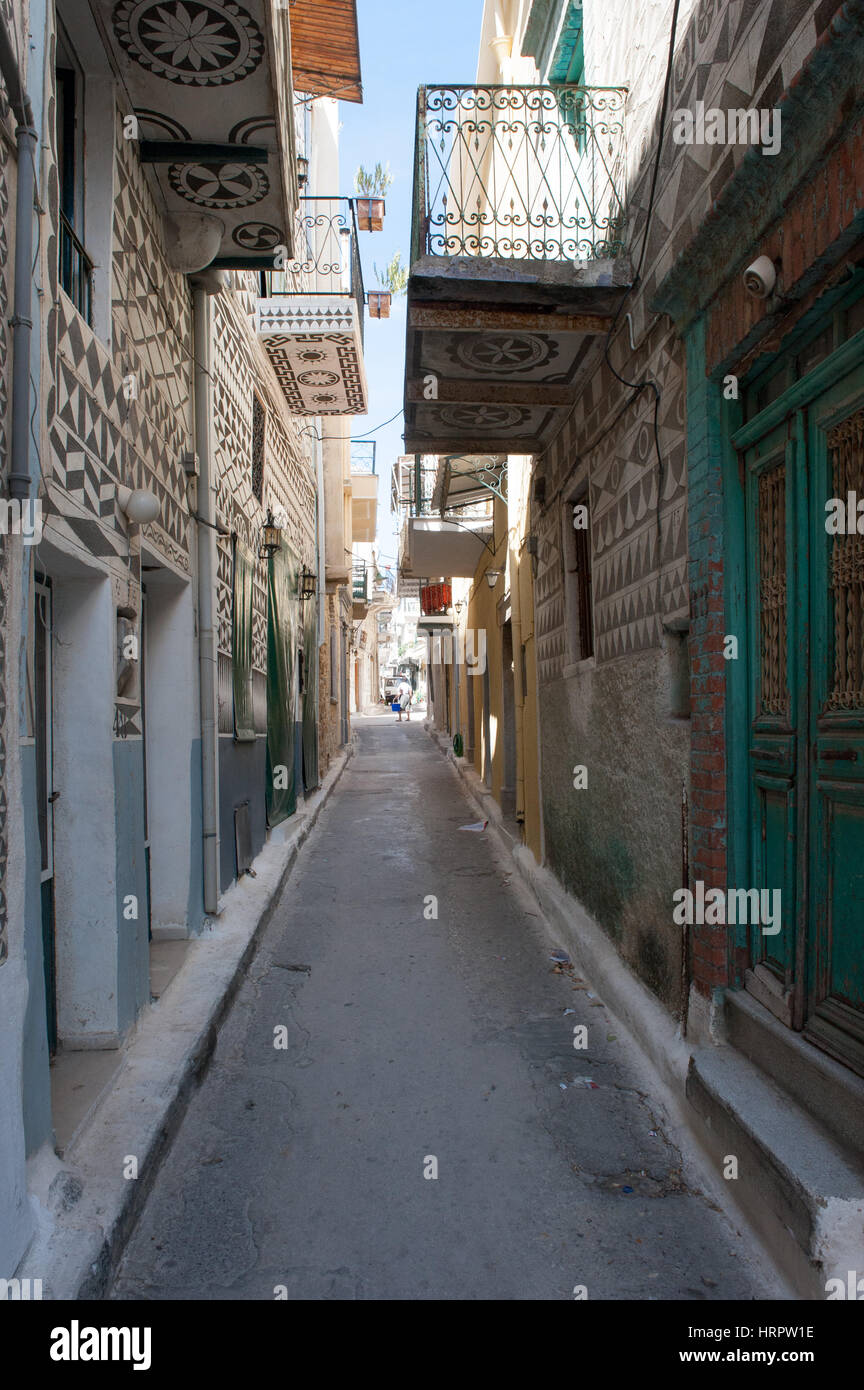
xmin=111 ymin=719 xmax=774 ymax=1301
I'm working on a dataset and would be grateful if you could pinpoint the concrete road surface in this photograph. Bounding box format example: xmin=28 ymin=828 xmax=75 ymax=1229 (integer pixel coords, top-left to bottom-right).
xmin=111 ymin=718 xmax=779 ymax=1301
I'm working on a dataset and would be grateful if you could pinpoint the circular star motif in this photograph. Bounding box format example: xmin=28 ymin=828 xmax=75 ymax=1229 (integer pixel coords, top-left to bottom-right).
xmin=232 ymin=222 xmax=281 ymax=250
xmin=112 ymin=0 xmax=264 ymax=86
xmin=312 ymin=392 xmax=338 ymax=405
xmin=297 ymin=370 xmax=340 ymax=387
xmin=440 ymin=404 xmax=527 ymax=430
xmin=169 ymin=162 xmax=268 ymax=208
xmin=453 ymin=333 xmax=555 ymax=374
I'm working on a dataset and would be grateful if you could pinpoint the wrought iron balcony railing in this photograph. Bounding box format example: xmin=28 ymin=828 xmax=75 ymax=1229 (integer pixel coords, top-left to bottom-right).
xmin=260 ymin=196 xmax=366 ymax=346
xmin=352 ymin=562 xmax=368 ymax=602
xmin=412 ymin=85 xmax=627 ymax=264
xmin=59 ymin=210 xmax=94 ymax=323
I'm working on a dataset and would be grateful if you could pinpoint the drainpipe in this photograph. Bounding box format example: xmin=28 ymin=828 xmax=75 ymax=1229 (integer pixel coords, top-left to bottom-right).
xmin=0 ymin=14 xmax=38 ymax=501
xmin=190 ymin=276 xmax=223 ymax=915
xmin=315 ymin=431 xmax=325 ymax=649
xmin=511 ymin=540 xmax=526 ymax=829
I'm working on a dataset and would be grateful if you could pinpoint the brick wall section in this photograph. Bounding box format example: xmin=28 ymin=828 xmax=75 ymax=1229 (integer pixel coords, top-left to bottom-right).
xmin=685 ymin=320 xmax=730 ymax=997
xmin=704 ymin=107 xmax=864 ymax=373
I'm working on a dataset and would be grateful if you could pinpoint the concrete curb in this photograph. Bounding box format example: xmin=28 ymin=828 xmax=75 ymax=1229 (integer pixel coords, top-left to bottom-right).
xmin=17 ymin=742 xmax=354 ymax=1299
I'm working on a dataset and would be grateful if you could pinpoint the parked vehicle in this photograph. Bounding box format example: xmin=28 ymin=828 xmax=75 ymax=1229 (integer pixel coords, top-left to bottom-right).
xmin=381 ymin=671 xmax=410 ymax=702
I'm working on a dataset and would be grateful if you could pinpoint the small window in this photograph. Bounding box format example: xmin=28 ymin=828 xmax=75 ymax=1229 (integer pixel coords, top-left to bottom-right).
xmin=251 ymin=393 xmax=265 ymax=502
xmin=56 ymin=26 xmax=92 ymax=323
xmin=563 ymin=492 xmax=593 ymax=662
xmin=54 ymin=0 xmax=115 ymax=338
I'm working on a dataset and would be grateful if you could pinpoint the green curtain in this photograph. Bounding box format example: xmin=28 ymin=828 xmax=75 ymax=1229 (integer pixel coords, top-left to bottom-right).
xmin=302 ymin=595 xmax=319 ymax=790
xmin=232 ymin=538 xmax=256 ymax=742
xmin=266 ymin=542 xmax=299 ymax=826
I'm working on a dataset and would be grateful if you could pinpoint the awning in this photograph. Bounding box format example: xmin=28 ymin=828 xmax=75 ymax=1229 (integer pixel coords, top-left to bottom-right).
xmin=289 ymin=0 xmax=362 ymax=102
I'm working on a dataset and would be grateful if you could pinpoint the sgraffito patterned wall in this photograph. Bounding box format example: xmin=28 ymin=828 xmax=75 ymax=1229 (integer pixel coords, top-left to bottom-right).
xmin=0 ymin=0 xmax=23 ymax=966
xmin=212 ymin=274 xmax=318 ymax=739
xmin=46 ymin=103 xmax=195 ymax=738
xmin=528 ymin=0 xmax=835 ymax=1010
xmin=0 ymin=125 xmax=9 ymax=966
xmin=534 ymin=329 xmax=690 ymax=1010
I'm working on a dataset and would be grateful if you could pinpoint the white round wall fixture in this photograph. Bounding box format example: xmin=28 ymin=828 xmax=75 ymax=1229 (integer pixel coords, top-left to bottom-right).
xmin=743 ymin=255 xmax=777 ymax=299
xmin=117 ymin=485 xmax=161 ymax=524
xmin=164 ymin=213 xmax=226 ymax=274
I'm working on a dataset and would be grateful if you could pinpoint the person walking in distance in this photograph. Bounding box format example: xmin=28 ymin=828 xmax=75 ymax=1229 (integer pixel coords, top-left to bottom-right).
xmin=396 ymin=676 xmax=412 ymax=723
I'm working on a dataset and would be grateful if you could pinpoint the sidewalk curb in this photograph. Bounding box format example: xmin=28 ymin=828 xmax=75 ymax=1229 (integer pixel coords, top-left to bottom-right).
xmin=17 ymin=742 xmax=354 ymax=1299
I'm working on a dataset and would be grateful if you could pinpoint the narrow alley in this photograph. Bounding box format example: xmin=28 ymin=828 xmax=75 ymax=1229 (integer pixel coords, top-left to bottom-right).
xmin=110 ymin=720 xmax=776 ymax=1302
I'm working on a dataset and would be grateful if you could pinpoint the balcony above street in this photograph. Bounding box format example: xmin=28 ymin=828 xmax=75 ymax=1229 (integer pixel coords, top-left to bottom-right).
xmin=256 ymin=197 xmax=368 ymax=415
xmin=404 ymin=84 xmax=631 ymax=454
xmin=352 ymin=561 xmax=369 ymax=618
xmin=350 ymin=452 xmax=378 ymax=544
xmin=401 ymin=515 xmax=493 ymax=581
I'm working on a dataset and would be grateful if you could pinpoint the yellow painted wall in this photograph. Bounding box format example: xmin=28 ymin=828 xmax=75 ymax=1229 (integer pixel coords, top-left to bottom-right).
xmin=456 ymin=461 xmax=541 ymax=860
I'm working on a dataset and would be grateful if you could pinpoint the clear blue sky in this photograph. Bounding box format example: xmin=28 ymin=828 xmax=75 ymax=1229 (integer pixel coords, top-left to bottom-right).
xmin=338 ymin=0 xmax=483 ymax=570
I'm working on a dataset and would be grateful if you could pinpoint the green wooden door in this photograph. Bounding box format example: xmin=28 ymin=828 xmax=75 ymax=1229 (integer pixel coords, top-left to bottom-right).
xmin=805 ymin=381 xmax=864 ymax=1072
xmin=743 ymin=419 xmax=801 ymax=1028
xmin=742 ymin=360 xmax=864 ymax=1071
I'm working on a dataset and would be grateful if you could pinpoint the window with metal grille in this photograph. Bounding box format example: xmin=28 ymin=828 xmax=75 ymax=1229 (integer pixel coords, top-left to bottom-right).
xmin=56 ymin=28 xmax=93 ymax=323
xmin=563 ymin=492 xmax=593 ymax=662
xmin=251 ymin=393 xmax=266 ymax=503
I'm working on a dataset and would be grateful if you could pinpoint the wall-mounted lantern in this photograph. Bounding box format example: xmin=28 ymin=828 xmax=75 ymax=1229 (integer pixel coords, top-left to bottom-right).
xmin=485 ymin=568 xmax=501 ymax=589
xmin=258 ymin=508 xmax=282 ymax=560
xmin=300 ymin=568 xmax=317 ymax=601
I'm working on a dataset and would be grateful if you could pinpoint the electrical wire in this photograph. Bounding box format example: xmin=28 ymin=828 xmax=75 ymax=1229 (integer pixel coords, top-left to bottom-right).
xmin=351 ymin=408 xmax=403 ymax=440
xmin=299 ymin=407 xmax=403 ymax=446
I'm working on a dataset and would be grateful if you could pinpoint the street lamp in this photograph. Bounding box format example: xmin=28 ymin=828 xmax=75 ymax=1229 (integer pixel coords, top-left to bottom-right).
xmin=300 ymin=568 xmax=317 ymax=601
xmin=485 ymin=569 xmax=501 ymax=589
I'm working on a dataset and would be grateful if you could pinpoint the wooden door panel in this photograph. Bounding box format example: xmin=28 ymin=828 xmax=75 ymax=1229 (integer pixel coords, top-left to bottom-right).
xmin=744 ymin=442 xmax=801 ymax=1023
xmin=805 ymin=393 xmax=864 ymax=1072
xmin=753 ymin=775 xmax=796 ymax=981
xmin=823 ymin=792 xmax=864 ymax=1007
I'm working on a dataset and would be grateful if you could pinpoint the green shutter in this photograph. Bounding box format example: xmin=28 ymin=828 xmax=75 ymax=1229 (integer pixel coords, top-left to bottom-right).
xmin=232 ymin=539 xmax=256 ymax=742
xmin=266 ymin=543 xmax=298 ymax=825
